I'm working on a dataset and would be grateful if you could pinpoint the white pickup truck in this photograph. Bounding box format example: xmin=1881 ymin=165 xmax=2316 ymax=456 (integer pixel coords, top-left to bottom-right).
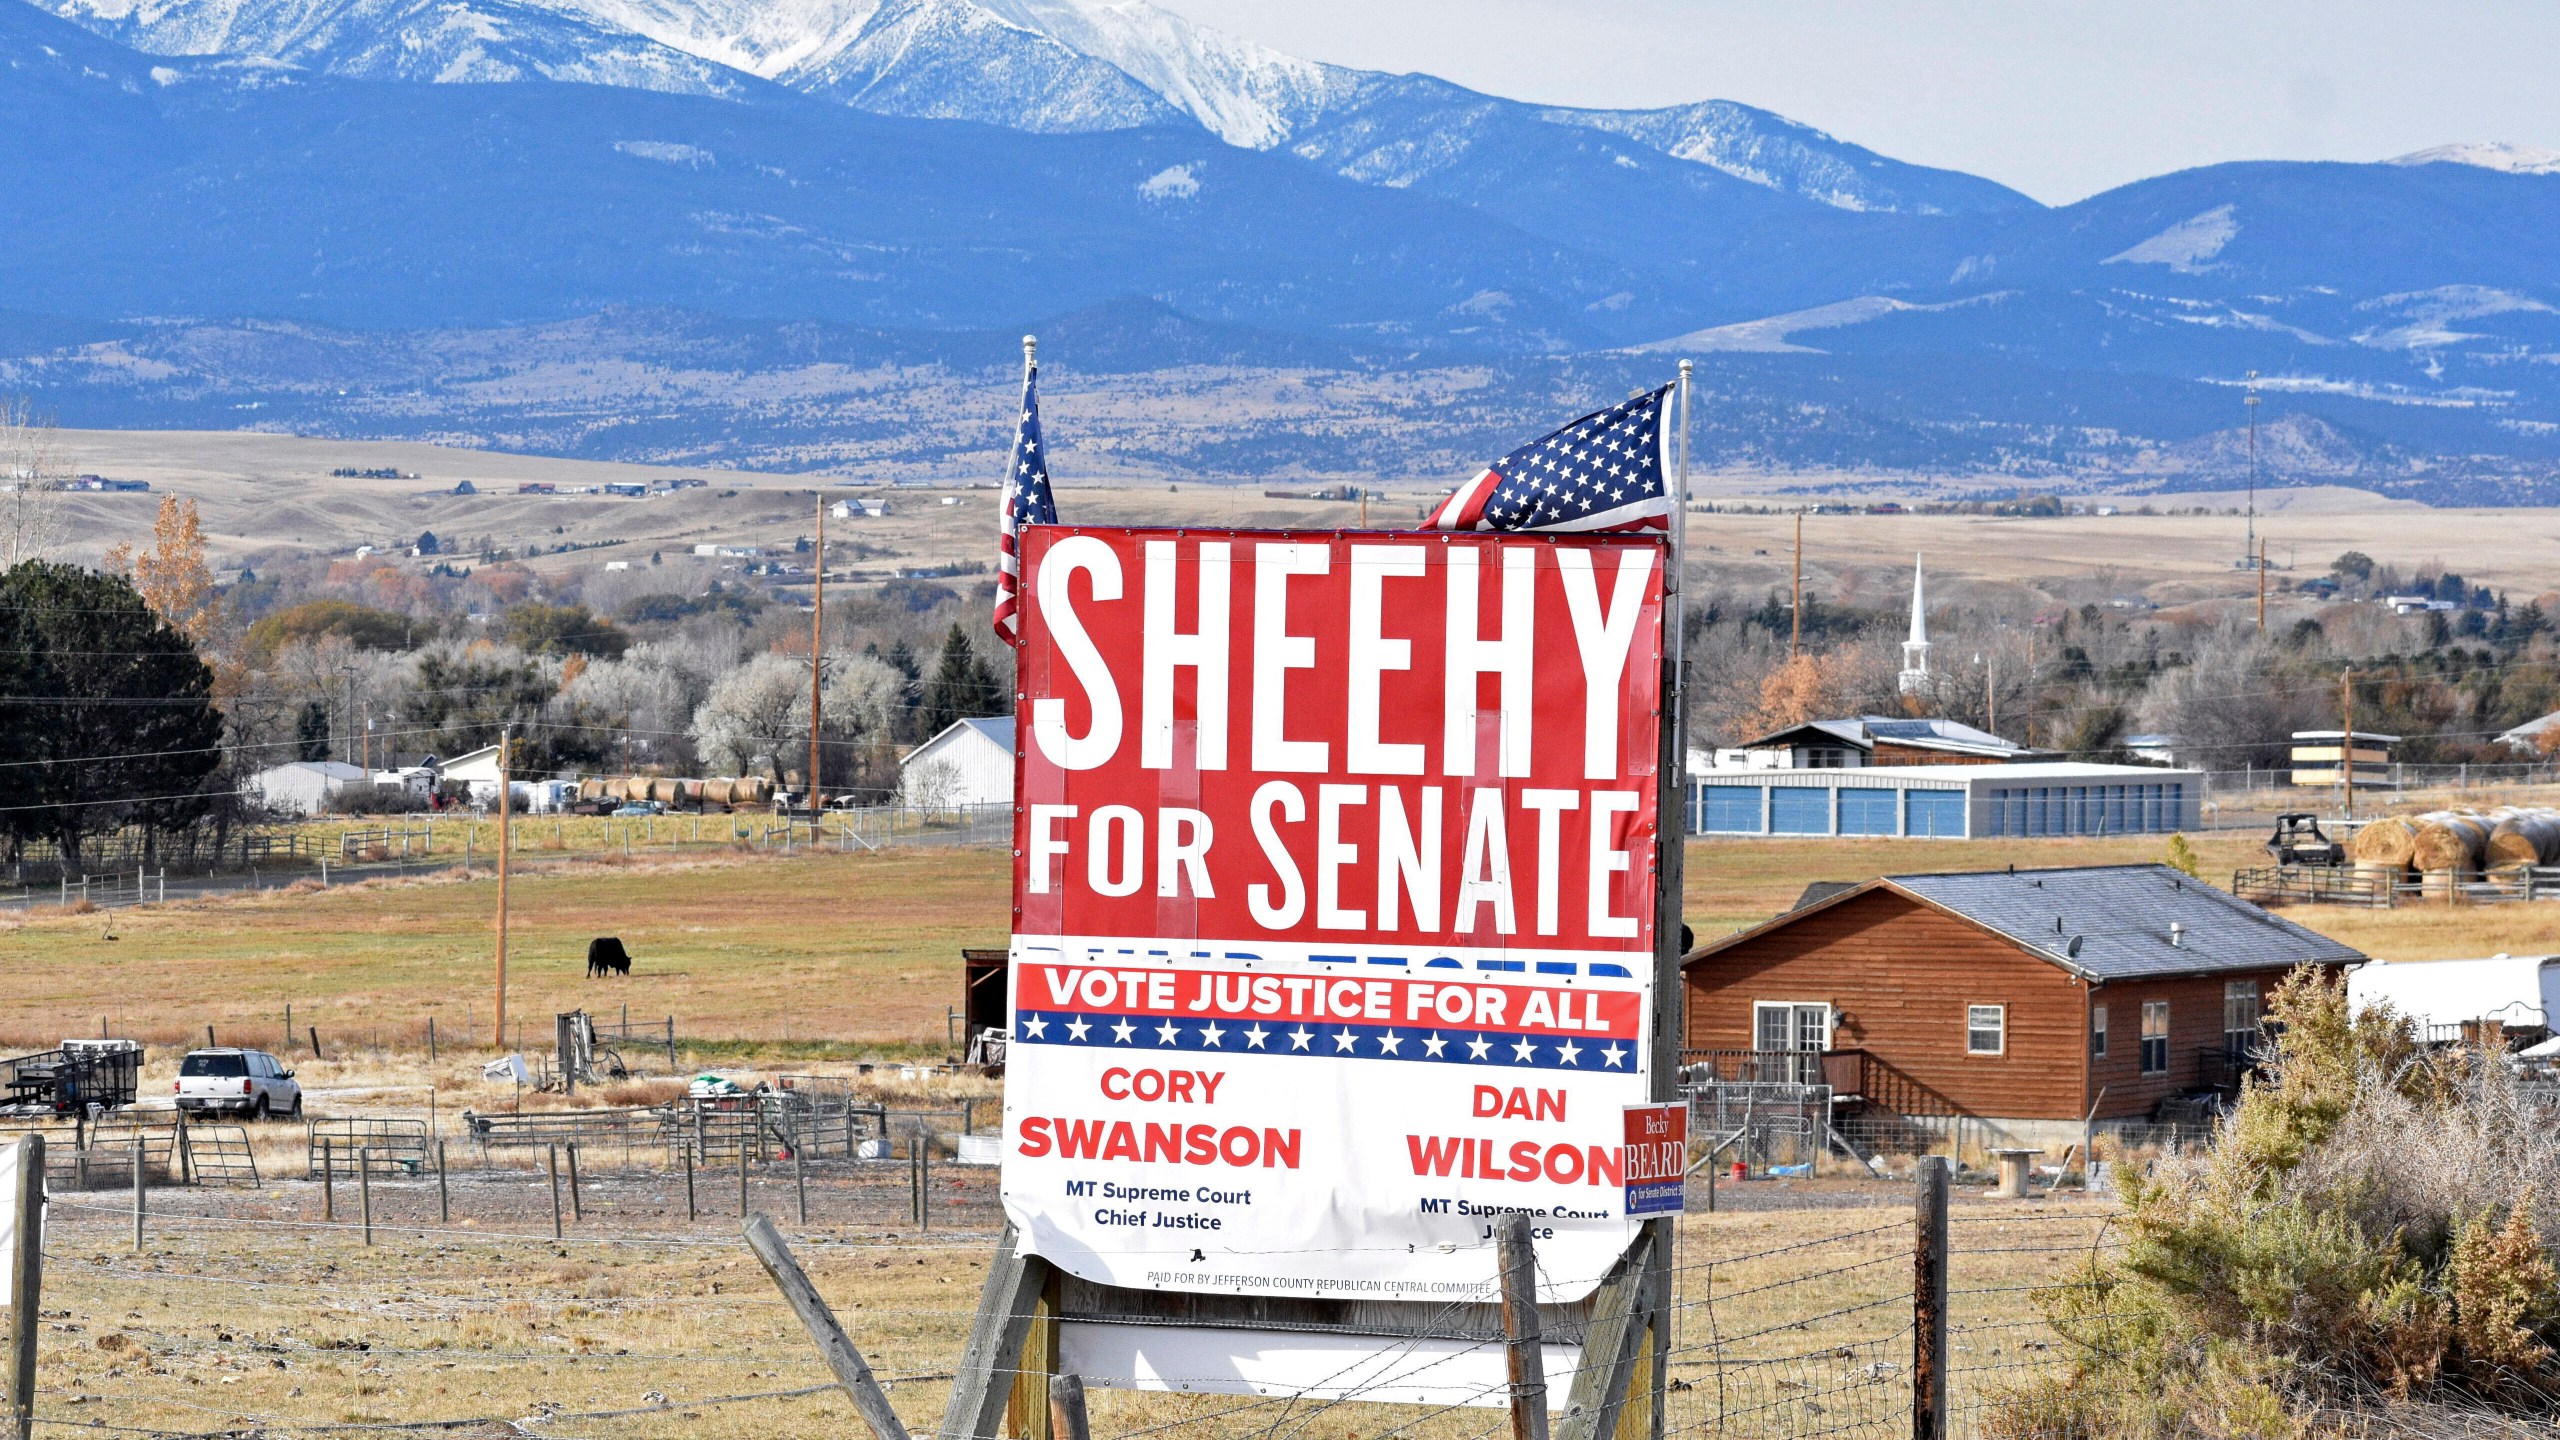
xmin=174 ymin=1048 xmax=303 ymax=1120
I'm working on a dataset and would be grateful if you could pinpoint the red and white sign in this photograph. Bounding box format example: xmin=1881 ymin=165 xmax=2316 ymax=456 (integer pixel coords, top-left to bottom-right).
xmin=1001 ymin=528 xmax=1665 ymax=1301
xmin=1621 ymin=1103 xmax=1688 ymax=1217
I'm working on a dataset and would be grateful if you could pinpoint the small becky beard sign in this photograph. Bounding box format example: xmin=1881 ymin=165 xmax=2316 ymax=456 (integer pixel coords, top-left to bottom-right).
xmin=1003 ymin=528 xmax=1666 ymax=1303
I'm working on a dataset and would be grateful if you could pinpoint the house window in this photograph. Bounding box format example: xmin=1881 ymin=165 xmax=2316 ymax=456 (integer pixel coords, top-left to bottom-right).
xmin=2224 ymin=981 xmax=2263 ymax=1061
xmin=2141 ymin=1000 xmax=2170 ymax=1075
xmin=1752 ymin=1002 xmax=1830 ymax=1085
xmin=2091 ymin=1004 xmax=2109 ymax=1059
xmin=1966 ymin=1005 xmax=2006 ymax=1056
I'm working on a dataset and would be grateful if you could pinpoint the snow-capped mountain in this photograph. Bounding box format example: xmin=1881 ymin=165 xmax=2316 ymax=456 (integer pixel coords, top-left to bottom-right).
xmin=2388 ymin=142 xmax=2560 ymax=176
xmin=27 ymin=0 xmax=2032 ymax=215
xmin=41 ymin=0 xmax=754 ymax=91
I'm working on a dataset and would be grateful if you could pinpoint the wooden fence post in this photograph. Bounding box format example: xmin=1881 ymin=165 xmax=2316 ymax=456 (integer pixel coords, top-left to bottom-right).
xmin=1497 ymin=1214 xmax=1550 ymax=1440
xmin=1914 ymin=1155 xmax=1950 ymax=1440
xmin=359 ymin=1147 xmax=374 ymax=1246
xmin=682 ymin=1141 xmax=696 ymax=1222
xmin=742 ymin=1216 xmax=913 ymax=1440
xmin=321 ymin=1138 xmax=334 ymax=1222
xmin=8 ymin=1135 xmax=44 ymax=1440
xmin=1049 ymin=1374 xmax=1091 ymax=1440
xmin=436 ymin=1141 xmax=449 ymax=1224
xmin=565 ymin=1144 xmax=582 ymax=1221
xmin=548 ymin=1146 xmax=564 ymax=1241
xmin=794 ymin=1138 xmax=808 ymax=1225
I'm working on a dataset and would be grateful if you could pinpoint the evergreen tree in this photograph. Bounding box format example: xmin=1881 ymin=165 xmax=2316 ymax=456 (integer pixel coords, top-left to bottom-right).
xmin=880 ymin=638 xmax=924 ymax=740
xmin=920 ymin=623 xmax=1001 ymax=737
xmin=0 ymin=561 xmax=225 ymax=868
xmin=296 ymin=700 xmax=332 ymax=761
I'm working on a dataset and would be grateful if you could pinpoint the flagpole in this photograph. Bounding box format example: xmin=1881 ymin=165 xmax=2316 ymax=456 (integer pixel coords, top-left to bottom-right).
xmin=1654 ymin=361 xmax=1690 ymax=1102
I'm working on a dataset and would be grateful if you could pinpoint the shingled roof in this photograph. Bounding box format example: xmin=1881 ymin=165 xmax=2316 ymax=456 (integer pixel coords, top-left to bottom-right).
xmin=1688 ymin=863 xmax=2365 ymax=983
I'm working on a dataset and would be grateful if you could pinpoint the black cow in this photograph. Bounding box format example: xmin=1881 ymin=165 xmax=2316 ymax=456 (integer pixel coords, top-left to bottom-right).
xmin=587 ymin=936 xmax=632 ymax=978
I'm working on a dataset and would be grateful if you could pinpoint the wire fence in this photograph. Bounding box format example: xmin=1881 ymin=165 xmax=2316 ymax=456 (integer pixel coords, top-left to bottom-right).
xmin=18 ymin=1149 xmax=2148 ymax=1440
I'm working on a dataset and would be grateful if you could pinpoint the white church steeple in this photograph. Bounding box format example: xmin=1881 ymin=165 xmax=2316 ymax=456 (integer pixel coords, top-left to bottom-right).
xmin=1898 ymin=553 xmax=1932 ymax=695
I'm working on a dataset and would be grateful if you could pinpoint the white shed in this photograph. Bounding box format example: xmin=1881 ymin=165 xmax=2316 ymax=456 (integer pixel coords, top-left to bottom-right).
xmin=248 ymin=761 xmax=369 ymax=816
xmin=2350 ymin=954 xmax=2560 ymax=1040
xmin=900 ymin=717 xmax=1015 ymax=809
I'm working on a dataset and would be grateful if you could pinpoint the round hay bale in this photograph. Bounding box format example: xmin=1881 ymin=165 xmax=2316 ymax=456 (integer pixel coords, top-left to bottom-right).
xmin=2412 ymin=814 xmax=2494 ymax=873
xmin=703 ymin=778 xmax=736 ymax=808
xmin=2488 ymin=810 xmax=2560 ymax=869
xmin=650 ymin=778 xmax=681 ymax=806
xmin=2349 ymin=815 xmax=2422 ymax=867
xmin=578 ymin=779 xmax=607 ymax=801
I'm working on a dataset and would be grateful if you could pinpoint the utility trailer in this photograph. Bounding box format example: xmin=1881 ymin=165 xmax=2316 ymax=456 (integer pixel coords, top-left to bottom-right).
xmin=2 ymin=1039 xmax=145 ymax=1113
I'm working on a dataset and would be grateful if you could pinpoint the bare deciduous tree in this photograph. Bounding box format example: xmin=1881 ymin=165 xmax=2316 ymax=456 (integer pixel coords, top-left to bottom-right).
xmin=0 ymin=396 xmax=64 ymax=568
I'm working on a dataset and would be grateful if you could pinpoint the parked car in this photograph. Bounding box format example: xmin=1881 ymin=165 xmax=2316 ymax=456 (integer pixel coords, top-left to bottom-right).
xmin=175 ymin=1048 xmax=302 ymax=1120
xmin=611 ymin=800 xmax=665 ymax=816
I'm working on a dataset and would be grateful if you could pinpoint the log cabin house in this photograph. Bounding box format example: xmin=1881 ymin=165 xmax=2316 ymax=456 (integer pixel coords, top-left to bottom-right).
xmin=1680 ymin=864 xmax=2364 ymax=1151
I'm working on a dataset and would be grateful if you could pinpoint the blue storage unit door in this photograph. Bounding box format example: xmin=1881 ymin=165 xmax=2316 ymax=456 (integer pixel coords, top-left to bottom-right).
xmin=1837 ymin=787 xmax=1896 ymax=835
xmin=1770 ymin=787 xmax=1831 ymax=835
xmin=1905 ymin=788 xmax=1966 ymax=838
xmin=1701 ymin=785 xmax=1764 ymax=834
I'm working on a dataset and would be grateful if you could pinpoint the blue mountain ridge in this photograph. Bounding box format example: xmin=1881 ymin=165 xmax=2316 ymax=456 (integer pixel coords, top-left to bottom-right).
xmin=4 ymin=0 xmax=2557 ymax=492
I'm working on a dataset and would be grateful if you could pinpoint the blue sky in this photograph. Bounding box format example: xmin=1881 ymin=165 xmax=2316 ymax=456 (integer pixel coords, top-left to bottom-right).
xmin=1164 ymin=0 xmax=2560 ymax=203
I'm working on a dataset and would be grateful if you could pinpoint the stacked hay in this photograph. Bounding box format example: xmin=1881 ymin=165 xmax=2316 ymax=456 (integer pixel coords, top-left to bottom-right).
xmin=2349 ymin=814 xmax=2423 ymax=879
xmin=2411 ymin=813 xmax=2494 ymax=876
xmin=649 ymin=777 xmax=682 ymax=806
xmin=2487 ymin=810 xmax=2560 ymax=869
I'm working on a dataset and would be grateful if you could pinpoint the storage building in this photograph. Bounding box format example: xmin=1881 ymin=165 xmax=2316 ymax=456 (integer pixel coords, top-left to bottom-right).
xmin=1688 ymin=761 xmax=2203 ymax=839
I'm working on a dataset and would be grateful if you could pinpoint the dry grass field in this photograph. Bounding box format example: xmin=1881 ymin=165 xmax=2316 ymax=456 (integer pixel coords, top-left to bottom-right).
xmin=44 ymin=428 xmax=2560 ymax=613
xmin=8 ymin=825 xmax=2555 ymax=1060
xmin=29 ymin=1170 xmax=2111 ymax=1440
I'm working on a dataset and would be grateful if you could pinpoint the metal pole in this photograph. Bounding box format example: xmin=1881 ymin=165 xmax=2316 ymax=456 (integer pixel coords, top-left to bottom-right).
xmin=496 ymin=723 xmax=513 ymax=1047
xmin=683 ymin=1140 xmax=696 ymax=1222
xmin=2342 ymin=669 xmax=2356 ymax=821
xmin=1497 ymin=1214 xmax=1551 ymax=1440
xmin=1790 ymin=508 xmax=1802 ymax=659
xmin=322 ymin=1138 xmax=334 ymax=1222
xmin=7 ymin=1135 xmax=44 ymax=1440
xmin=548 ymin=1145 xmax=564 ymax=1240
xmin=811 ymin=496 xmax=826 ymax=814
xmin=436 ymin=1140 xmax=449 ymax=1224
xmin=132 ymin=1142 xmax=145 ymax=1252
xmin=739 ymin=1129 xmax=750 ymax=1219
xmin=565 ymin=1144 xmax=582 ymax=1222
xmin=359 ymin=1147 xmax=373 ymax=1246
xmin=1913 ymin=1156 xmax=1950 ymax=1440
xmin=794 ymin=1138 xmax=809 ymax=1225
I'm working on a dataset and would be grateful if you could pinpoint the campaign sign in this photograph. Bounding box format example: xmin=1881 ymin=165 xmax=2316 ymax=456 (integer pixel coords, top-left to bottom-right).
xmin=1621 ymin=1103 xmax=1687 ymax=1218
xmin=1003 ymin=528 xmax=1665 ymax=1302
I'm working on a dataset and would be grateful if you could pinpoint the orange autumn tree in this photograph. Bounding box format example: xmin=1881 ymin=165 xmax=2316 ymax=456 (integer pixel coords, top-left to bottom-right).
xmin=1743 ymin=651 xmax=1855 ymax=735
xmin=104 ymin=495 xmax=219 ymax=645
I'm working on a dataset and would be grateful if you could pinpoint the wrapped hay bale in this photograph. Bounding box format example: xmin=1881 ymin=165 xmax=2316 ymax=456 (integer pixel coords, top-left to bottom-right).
xmin=650 ymin=778 xmax=682 ymax=806
xmin=2487 ymin=809 xmax=2560 ymax=869
xmin=2411 ymin=813 xmax=2494 ymax=874
xmin=700 ymin=778 xmax=735 ymax=809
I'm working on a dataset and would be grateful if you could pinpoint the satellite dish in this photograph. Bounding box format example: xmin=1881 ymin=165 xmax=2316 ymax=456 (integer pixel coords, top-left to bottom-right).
xmin=2066 ymin=936 xmax=2084 ymax=958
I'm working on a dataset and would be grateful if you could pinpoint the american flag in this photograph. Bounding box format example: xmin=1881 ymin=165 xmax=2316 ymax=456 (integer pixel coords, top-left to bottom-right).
xmin=1423 ymin=383 xmax=1676 ymax=532
xmin=992 ymin=353 xmax=1057 ymax=644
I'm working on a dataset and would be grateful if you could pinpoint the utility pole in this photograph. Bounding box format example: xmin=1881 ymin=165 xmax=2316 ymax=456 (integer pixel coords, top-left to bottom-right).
xmin=2244 ymin=370 xmax=2261 ymax=571
xmin=494 ymin=722 xmax=512 ymax=1048
xmin=810 ymin=496 xmax=825 ymax=816
xmin=1790 ymin=511 xmax=1803 ymax=660
xmin=2257 ymin=538 xmax=2268 ymax=634
xmin=339 ymin=664 xmax=357 ymax=765
xmin=2340 ymin=670 xmax=2355 ymax=821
